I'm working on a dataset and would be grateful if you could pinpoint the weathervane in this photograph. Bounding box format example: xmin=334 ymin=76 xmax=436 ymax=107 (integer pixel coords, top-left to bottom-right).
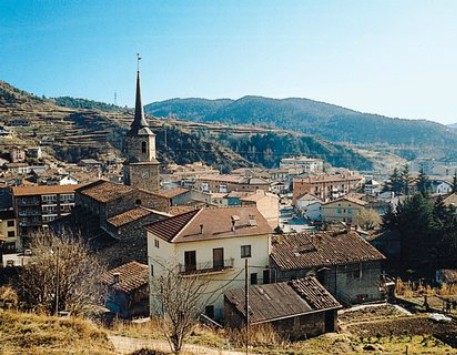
xmin=137 ymin=53 xmax=142 ymax=71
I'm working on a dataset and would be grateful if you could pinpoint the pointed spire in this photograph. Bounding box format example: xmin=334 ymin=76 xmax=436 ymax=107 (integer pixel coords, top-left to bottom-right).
xmin=130 ymin=70 xmax=149 ymax=131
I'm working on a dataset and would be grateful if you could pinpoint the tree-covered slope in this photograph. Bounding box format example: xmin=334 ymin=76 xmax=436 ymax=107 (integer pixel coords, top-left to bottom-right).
xmin=145 ymin=96 xmax=457 ymax=149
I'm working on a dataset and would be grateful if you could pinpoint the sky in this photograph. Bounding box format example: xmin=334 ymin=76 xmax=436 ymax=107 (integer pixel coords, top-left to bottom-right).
xmin=2 ymin=0 xmax=457 ymax=124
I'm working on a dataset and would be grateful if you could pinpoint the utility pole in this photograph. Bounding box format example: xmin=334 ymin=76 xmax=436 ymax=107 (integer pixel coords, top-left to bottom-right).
xmin=245 ymin=258 xmax=250 ymax=354
xmin=55 ymin=246 xmax=60 ymax=316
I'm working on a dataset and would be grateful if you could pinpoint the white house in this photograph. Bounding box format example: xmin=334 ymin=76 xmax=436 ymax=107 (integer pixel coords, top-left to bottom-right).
xmin=430 ymin=180 xmax=452 ymax=195
xmin=146 ymin=206 xmax=272 ymax=320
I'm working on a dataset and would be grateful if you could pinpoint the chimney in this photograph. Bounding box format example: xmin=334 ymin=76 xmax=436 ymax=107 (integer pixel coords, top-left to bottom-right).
xmin=113 ymin=272 xmax=120 ymax=284
xmin=248 ymin=214 xmax=257 ymax=226
xmin=231 ymin=215 xmax=240 ymax=232
xmin=231 ymin=219 xmax=236 ymax=232
xmin=200 ymin=224 xmax=204 ymax=234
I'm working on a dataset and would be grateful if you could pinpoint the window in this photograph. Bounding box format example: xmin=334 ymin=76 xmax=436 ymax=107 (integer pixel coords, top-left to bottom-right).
xmin=7 ymin=231 xmax=15 ymax=238
xmin=219 ymin=184 xmax=228 ymax=193
xmin=250 ymin=273 xmax=258 ymax=285
xmin=150 ymin=264 xmax=154 ymax=277
xmin=263 ymin=270 xmax=270 ymax=284
xmin=141 ymin=141 xmax=147 ymax=154
xmin=154 ymin=239 xmax=160 ymax=248
xmin=350 ymin=263 xmax=362 ymax=279
xmin=347 ymin=208 xmax=352 ymax=214
xmin=241 ymin=245 xmax=251 ymax=258
xmin=7 ymin=221 xmax=14 ymax=227
xmin=337 ymin=208 xmax=342 ymax=214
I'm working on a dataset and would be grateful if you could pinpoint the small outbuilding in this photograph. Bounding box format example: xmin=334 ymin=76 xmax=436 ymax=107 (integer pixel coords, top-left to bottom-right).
xmin=100 ymin=261 xmax=149 ymax=318
xmin=224 ymin=276 xmax=341 ymax=340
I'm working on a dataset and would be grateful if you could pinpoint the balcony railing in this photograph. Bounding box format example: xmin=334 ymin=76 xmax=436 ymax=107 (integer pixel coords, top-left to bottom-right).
xmin=18 ymin=210 xmax=41 ymax=216
xmin=178 ymin=258 xmax=234 ymax=275
xmin=19 ymin=200 xmax=40 ymax=206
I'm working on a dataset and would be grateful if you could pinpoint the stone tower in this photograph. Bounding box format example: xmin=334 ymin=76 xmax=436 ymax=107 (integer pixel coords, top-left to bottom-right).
xmin=123 ymin=70 xmax=160 ymax=192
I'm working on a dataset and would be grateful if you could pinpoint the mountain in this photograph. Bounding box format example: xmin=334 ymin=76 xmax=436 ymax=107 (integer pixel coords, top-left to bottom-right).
xmin=145 ymin=96 xmax=457 ymax=159
xmin=0 ymin=81 xmax=374 ymax=171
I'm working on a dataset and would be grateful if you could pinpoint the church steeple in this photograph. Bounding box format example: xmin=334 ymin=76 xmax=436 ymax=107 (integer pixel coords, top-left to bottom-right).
xmin=123 ymin=56 xmax=160 ymax=192
xmin=130 ymin=70 xmax=150 ymax=132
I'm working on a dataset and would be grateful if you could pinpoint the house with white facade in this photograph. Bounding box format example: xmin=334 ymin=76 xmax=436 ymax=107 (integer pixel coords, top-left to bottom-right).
xmin=146 ymin=206 xmax=272 ymax=320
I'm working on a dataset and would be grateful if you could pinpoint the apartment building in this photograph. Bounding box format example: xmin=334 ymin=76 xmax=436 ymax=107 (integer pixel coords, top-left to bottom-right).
xmin=12 ymin=184 xmax=84 ymax=245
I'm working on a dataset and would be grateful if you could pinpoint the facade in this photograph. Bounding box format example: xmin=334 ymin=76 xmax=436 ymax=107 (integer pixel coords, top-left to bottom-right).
xmin=100 ymin=261 xmax=149 ymax=318
xmin=0 ymin=210 xmax=19 ymax=252
xmin=270 ymin=231 xmax=386 ymax=305
xmin=123 ymin=70 xmax=160 ymax=193
xmin=194 ymin=174 xmax=271 ymax=194
xmin=280 ymin=156 xmax=324 ymax=173
xmin=240 ymin=190 xmax=280 ymax=229
xmin=224 ymin=276 xmax=341 ymax=340
xmin=147 ymin=206 xmax=272 ymax=320
xmin=293 ymin=173 xmax=363 ymax=203
xmin=364 ymin=179 xmax=381 ymax=195
xmin=321 ymin=196 xmax=367 ymax=223
xmin=12 ymin=184 xmax=82 ymax=246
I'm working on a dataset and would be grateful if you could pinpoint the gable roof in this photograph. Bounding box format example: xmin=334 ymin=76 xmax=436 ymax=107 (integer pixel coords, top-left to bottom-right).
xmin=100 ymin=261 xmax=148 ymax=293
xmin=224 ymin=276 xmax=341 ymax=325
xmin=443 ymin=193 xmax=457 ymax=207
xmin=107 ymin=207 xmax=153 ymax=228
xmin=296 ymin=192 xmax=322 ymax=202
xmin=271 ymin=231 xmax=385 ymax=271
xmin=77 ymin=180 xmax=134 ymax=203
xmin=322 ymin=196 xmax=367 ymax=206
xmin=147 ymin=206 xmax=272 ymax=243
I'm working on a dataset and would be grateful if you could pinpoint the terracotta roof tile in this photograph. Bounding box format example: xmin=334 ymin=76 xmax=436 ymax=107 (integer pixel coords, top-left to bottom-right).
xmin=271 ymin=231 xmax=385 ymax=271
xmin=147 ymin=206 xmax=272 ymax=243
xmin=323 ymin=196 xmax=367 ymax=206
xmin=159 ymin=187 xmax=190 ymax=199
xmin=107 ymin=208 xmax=153 ymax=228
xmin=77 ymin=180 xmax=134 ymax=203
xmin=12 ymin=183 xmax=86 ymax=197
xmin=294 ymin=174 xmax=363 ymax=184
xmin=100 ymin=261 xmax=148 ymax=293
xmin=224 ymin=276 xmax=341 ymax=325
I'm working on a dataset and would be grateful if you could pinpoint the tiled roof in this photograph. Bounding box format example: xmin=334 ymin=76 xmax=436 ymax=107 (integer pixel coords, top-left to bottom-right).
xmin=147 ymin=206 xmax=272 ymax=243
xmin=198 ymin=174 xmax=244 ymax=183
xmin=159 ymin=187 xmax=190 ymax=199
xmin=224 ymin=276 xmax=341 ymax=325
xmin=296 ymin=192 xmax=322 ymax=202
xmin=271 ymin=231 xmax=385 ymax=271
xmin=107 ymin=208 xmax=153 ymax=228
xmin=443 ymin=193 xmax=457 ymax=206
xmin=323 ymin=196 xmax=367 ymax=206
xmin=77 ymin=180 xmax=134 ymax=203
xmin=294 ymin=174 xmax=363 ymax=184
xmin=100 ymin=261 xmax=148 ymax=293
xmin=12 ymin=184 xmax=85 ymax=197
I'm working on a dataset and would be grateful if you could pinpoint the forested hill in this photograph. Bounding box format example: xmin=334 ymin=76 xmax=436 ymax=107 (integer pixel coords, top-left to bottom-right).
xmin=145 ymin=96 xmax=457 ymax=149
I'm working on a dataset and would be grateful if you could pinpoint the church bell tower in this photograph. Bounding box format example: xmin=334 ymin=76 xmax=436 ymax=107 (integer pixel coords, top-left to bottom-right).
xmin=123 ymin=60 xmax=160 ymax=192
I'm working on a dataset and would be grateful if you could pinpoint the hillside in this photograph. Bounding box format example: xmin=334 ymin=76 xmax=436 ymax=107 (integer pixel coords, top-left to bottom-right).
xmin=0 ymin=311 xmax=115 ymax=354
xmin=145 ymin=96 xmax=457 ymax=160
xmin=0 ymin=81 xmax=374 ymax=171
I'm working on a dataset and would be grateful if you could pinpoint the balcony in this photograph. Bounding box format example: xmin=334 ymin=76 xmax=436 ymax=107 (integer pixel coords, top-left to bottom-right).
xmin=178 ymin=258 xmax=234 ymax=276
xmin=18 ymin=210 xmax=41 ymax=216
xmin=19 ymin=199 xmax=40 ymax=206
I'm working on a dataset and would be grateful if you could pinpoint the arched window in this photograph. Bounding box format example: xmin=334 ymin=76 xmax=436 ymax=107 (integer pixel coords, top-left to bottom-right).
xmin=135 ymin=199 xmax=142 ymax=205
xmin=141 ymin=141 xmax=147 ymax=154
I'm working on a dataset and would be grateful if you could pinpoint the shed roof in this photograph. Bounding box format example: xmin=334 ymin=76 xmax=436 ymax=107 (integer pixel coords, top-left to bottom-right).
xmin=12 ymin=184 xmax=85 ymax=197
xmin=224 ymin=276 xmax=341 ymax=325
xmin=100 ymin=261 xmax=148 ymax=293
xmin=271 ymin=231 xmax=385 ymax=271
xmin=159 ymin=187 xmax=190 ymax=199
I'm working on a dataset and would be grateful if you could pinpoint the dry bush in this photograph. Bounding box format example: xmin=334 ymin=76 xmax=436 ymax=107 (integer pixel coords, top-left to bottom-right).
xmin=0 ymin=285 xmax=19 ymax=308
xmin=227 ymin=323 xmax=283 ymax=347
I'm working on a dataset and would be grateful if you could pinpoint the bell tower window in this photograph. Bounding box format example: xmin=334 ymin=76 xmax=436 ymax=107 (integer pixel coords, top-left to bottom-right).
xmin=141 ymin=141 xmax=147 ymax=154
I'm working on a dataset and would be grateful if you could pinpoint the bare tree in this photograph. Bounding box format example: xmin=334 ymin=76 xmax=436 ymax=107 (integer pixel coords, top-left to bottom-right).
xmin=151 ymin=261 xmax=213 ymax=354
xmin=355 ymin=208 xmax=382 ymax=230
xmin=16 ymin=231 xmax=105 ymax=315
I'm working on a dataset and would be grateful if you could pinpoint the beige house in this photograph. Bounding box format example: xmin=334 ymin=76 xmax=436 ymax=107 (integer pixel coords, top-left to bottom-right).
xmin=293 ymin=173 xmax=363 ymax=203
xmin=322 ymin=196 xmax=367 ymax=223
xmin=0 ymin=210 xmax=19 ymax=252
xmin=195 ymin=174 xmax=271 ymax=194
xmin=147 ymin=206 xmax=272 ymax=320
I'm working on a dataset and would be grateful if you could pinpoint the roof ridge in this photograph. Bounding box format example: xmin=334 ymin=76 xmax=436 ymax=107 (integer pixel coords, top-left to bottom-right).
xmin=171 ymin=208 xmax=204 ymax=242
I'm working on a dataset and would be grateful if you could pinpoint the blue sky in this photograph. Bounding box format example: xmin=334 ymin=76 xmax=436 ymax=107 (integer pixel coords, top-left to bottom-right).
xmin=2 ymin=0 xmax=457 ymax=124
